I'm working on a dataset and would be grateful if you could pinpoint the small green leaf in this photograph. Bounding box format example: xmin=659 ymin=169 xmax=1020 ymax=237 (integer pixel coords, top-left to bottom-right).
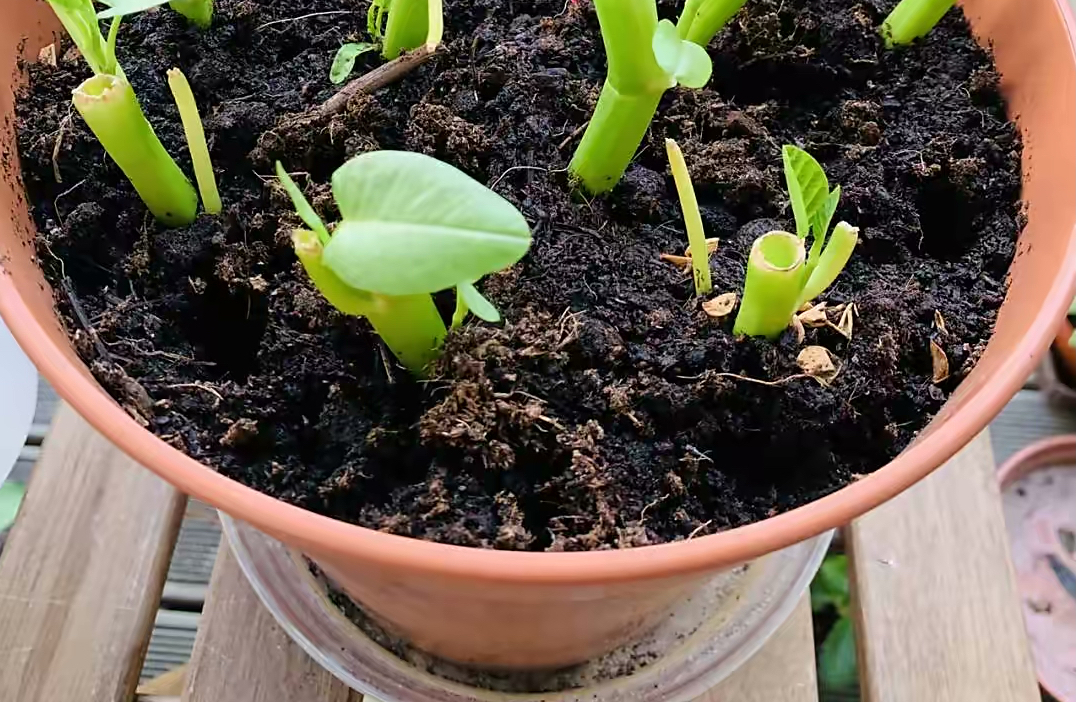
xmin=97 ymin=0 xmax=171 ymax=19
xmin=652 ymin=19 xmax=713 ymax=89
xmin=275 ymin=162 xmax=330 ymax=245
xmin=810 ymin=554 xmax=850 ymax=614
xmin=818 ymin=616 xmax=858 ymax=693
xmin=0 ymin=482 xmax=25 ymax=532
xmin=783 ymin=145 xmax=830 ymax=240
xmin=458 ymin=281 xmax=500 ymax=323
xmin=330 ymin=42 xmax=377 ymax=85
xmin=325 ymin=151 xmax=531 ymax=296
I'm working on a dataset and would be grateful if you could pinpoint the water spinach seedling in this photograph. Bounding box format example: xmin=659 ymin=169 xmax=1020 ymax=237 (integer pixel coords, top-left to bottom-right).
xmin=569 ymin=0 xmax=744 ymax=195
xmin=167 ymin=68 xmax=222 ymax=214
xmin=330 ymin=43 xmax=378 ymax=84
xmin=98 ymin=0 xmax=213 ymax=28
xmin=46 ymin=0 xmax=198 ymax=226
xmin=879 ymin=0 xmax=954 ymax=46
xmin=276 ymin=151 xmax=531 ymax=375
xmin=733 ymin=146 xmax=859 ymax=339
xmin=665 ymin=138 xmax=712 ymax=296
xmin=368 ymin=0 xmax=443 ymax=59
xmin=677 ymin=0 xmax=750 ymax=46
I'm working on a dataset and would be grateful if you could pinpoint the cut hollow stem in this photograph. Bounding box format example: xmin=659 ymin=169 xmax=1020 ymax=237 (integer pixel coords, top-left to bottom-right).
xmin=677 ymin=0 xmax=749 ymax=46
xmin=292 ymin=230 xmax=446 ymax=375
xmin=733 ymin=231 xmax=806 ymax=339
xmin=880 ymin=0 xmax=955 ymax=46
xmin=382 ymin=0 xmax=428 ymax=59
xmin=73 ymin=74 xmax=198 ymax=227
xmin=665 ymin=138 xmax=711 ymax=296
xmin=169 ymin=0 xmax=213 ymax=28
xmin=167 ymin=68 xmax=221 ymax=214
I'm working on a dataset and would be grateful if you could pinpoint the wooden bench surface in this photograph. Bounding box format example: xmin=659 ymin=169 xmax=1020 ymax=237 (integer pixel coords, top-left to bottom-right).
xmin=0 ymin=405 xmax=1042 ymax=702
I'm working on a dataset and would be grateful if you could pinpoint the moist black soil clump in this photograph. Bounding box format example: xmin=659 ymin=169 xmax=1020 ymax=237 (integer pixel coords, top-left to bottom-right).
xmin=15 ymin=0 xmax=1022 ymax=550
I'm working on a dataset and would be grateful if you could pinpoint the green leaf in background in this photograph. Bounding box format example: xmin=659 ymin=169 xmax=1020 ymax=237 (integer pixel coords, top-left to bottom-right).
xmin=330 ymin=42 xmax=377 ymax=85
xmin=818 ymin=616 xmax=858 ymax=695
xmin=651 ymin=19 xmax=713 ymax=89
xmin=326 ymin=151 xmax=531 ymax=296
xmin=811 ymin=554 xmax=850 ymax=614
xmin=783 ymin=145 xmax=831 ymax=240
xmin=0 ymin=482 xmax=26 ymax=532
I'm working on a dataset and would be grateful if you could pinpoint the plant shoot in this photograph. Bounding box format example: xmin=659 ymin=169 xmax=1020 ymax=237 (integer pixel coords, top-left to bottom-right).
xmin=569 ymin=0 xmax=717 ymax=195
xmin=276 ymin=152 xmax=531 ymax=375
xmin=879 ymin=0 xmax=954 ymax=46
xmin=665 ymin=138 xmax=712 ymax=296
xmin=733 ymin=146 xmax=859 ymax=338
xmin=369 ymin=0 xmax=442 ymax=59
xmin=98 ymin=0 xmax=213 ymax=28
xmin=46 ymin=0 xmax=198 ymax=225
xmin=167 ymin=68 xmax=221 ymax=214
xmin=677 ymin=0 xmax=750 ymax=46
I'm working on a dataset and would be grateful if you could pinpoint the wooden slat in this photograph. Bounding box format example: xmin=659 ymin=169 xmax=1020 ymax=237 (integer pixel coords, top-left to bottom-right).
xmin=846 ymin=431 xmax=1040 ymax=702
xmin=699 ymin=595 xmax=818 ymax=702
xmin=0 ymin=404 xmax=186 ymax=701
xmin=183 ymin=546 xmax=361 ymax=702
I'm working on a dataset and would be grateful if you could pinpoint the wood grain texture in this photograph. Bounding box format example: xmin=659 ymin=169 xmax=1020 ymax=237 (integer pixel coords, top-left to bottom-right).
xmin=697 ymin=595 xmax=818 ymax=702
xmin=183 ymin=546 xmax=362 ymax=702
xmin=0 ymin=404 xmax=185 ymax=702
xmin=847 ymin=431 xmax=1040 ymax=702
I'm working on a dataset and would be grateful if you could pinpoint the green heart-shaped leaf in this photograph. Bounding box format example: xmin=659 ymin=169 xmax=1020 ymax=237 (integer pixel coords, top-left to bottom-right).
xmin=782 ymin=145 xmax=831 ymax=240
xmin=652 ymin=19 xmax=713 ymax=89
xmin=330 ymin=42 xmax=377 ymax=85
xmin=325 ymin=151 xmax=531 ymax=296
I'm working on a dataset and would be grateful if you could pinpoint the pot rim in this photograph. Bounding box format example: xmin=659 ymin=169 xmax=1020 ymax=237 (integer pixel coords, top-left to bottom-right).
xmin=3 ymin=0 xmax=1076 ymax=586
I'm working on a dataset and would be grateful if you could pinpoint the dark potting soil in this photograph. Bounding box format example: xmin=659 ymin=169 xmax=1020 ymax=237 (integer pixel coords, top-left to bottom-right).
xmin=15 ymin=0 xmax=1022 ymax=551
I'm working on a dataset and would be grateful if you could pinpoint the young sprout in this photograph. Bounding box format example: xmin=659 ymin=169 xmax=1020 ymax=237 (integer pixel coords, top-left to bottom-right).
xmin=677 ymin=0 xmax=749 ymax=46
xmin=733 ymin=146 xmax=859 ymax=339
xmin=98 ymin=0 xmax=213 ymax=29
xmin=330 ymin=43 xmax=378 ymax=84
xmin=276 ymin=152 xmax=531 ymax=375
xmin=167 ymin=68 xmax=221 ymax=214
xmin=368 ymin=0 xmax=443 ymax=59
xmin=569 ymin=0 xmax=726 ymax=195
xmin=665 ymin=138 xmax=712 ymax=296
xmin=46 ymin=0 xmax=197 ymax=226
xmin=879 ymin=0 xmax=955 ymax=46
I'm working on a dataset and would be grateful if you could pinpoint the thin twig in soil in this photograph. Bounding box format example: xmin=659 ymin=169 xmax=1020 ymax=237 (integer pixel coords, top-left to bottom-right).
xmin=678 ymin=371 xmax=811 ymax=388
xmin=490 ymin=165 xmax=568 ymax=191
xmin=51 ymin=109 xmax=72 ymax=184
xmin=52 ymin=178 xmax=86 ymax=226
xmin=687 ymin=520 xmax=713 ymax=540
xmin=61 ymin=277 xmax=113 ymax=363
xmin=319 ymin=46 xmax=438 ymax=118
xmin=557 ymin=120 xmax=589 ymax=150
xmin=164 ymin=382 xmax=224 ymax=408
xmin=256 ymin=10 xmax=353 ymax=31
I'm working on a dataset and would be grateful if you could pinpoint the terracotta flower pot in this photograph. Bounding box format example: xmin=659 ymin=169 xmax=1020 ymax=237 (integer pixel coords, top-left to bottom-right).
xmin=998 ymin=438 xmax=1076 ymax=702
xmin=3 ymin=0 xmax=1076 ymax=671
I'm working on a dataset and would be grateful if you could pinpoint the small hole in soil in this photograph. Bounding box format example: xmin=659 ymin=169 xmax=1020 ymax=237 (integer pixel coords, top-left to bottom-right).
xmin=915 ymin=179 xmax=976 ymax=259
xmin=182 ymin=277 xmax=268 ymax=381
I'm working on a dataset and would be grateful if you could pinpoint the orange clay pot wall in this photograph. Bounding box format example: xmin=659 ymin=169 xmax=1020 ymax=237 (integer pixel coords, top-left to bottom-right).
xmin=2 ymin=0 xmax=1075 ymax=669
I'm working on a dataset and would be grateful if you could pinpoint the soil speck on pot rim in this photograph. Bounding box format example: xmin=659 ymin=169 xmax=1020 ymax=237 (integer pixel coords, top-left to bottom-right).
xmin=14 ymin=0 xmax=1022 ymax=551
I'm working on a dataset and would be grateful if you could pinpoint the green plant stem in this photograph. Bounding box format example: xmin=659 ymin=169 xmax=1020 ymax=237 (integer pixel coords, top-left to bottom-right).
xmin=800 ymin=222 xmax=858 ymax=305
xmin=677 ymin=0 xmax=748 ymax=46
xmin=293 ymin=230 xmax=446 ymax=374
xmin=733 ymin=230 xmax=806 ymax=339
xmin=382 ymin=0 xmax=428 ymax=59
xmin=451 ymin=287 xmax=469 ymax=329
xmin=568 ymin=0 xmax=670 ymax=194
xmin=365 ymin=293 xmax=446 ymax=374
xmin=73 ymin=74 xmax=197 ymax=227
xmin=167 ymin=68 xmax=221 ymax=215
xmin=880 ymin=0 xmax=955 ymax=46
xmin=169 ymin=0 xmax=212 ymax=28
xmin=665 ymin=138 xmax=711 ymax=296
xmin=570 ymin=84 xmax=664 ymax=195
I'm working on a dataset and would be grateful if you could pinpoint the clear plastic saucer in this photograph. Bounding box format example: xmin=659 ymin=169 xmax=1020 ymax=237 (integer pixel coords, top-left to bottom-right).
xmin=222 ymin=514 xmax=830 ymax=702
